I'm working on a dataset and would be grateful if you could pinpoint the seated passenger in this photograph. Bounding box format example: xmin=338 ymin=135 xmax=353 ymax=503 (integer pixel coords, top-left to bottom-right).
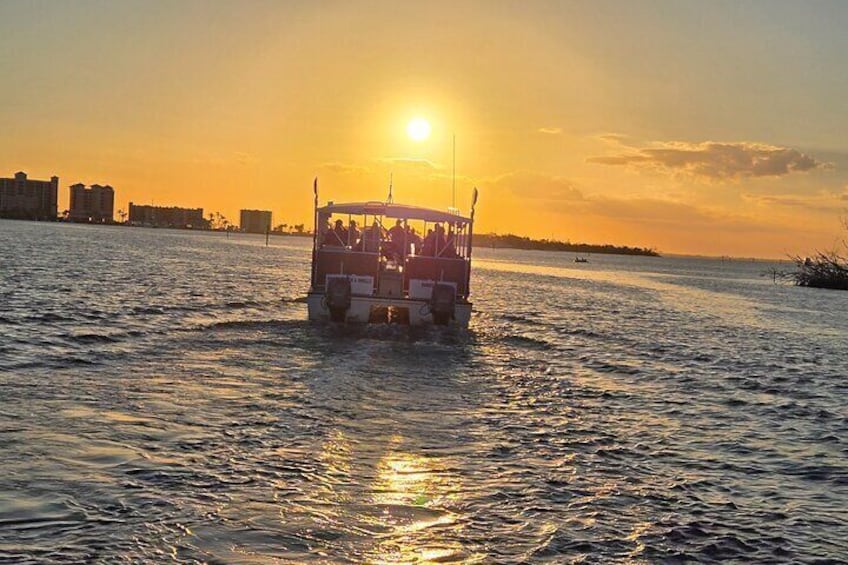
xmin=323 ymin=219 xmax=347 ymax=247
xmin=441 ymin=226 xmax=459 ymax=258
xmin=421 ymin=228 xmax=436 ymax=256
xmin=422 ymin=224 xmax=445 ymax=257
xmin=359 ymin=220 xmax=383 ymax=252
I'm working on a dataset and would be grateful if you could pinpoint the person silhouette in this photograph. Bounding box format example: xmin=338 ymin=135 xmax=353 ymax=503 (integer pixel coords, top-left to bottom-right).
xmin=322 ymin=219 xmax=347 ymax=247
xmin=347 ymin=220 xmax=361 ymax=247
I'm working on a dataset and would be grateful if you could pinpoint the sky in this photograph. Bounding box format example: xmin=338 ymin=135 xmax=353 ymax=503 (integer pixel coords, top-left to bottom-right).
xmin=3 ymin=0 xmax=848 ymax=257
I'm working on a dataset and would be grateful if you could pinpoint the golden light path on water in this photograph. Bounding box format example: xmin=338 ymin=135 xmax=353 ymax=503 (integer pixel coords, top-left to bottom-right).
xmin=368 ymin=443 xmax=466 ymax=563
xmin=312 ymin=428 xmax=473 ymax=563
xmin=472 ymin=256 xmax=809 ymax=336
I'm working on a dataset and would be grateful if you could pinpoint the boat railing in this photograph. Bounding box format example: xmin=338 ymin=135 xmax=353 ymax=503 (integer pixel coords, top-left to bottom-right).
xmin=313 ymin=248 xmax=380 ymax=292
xmin=403 ymin=255 xmax=469 ymax=299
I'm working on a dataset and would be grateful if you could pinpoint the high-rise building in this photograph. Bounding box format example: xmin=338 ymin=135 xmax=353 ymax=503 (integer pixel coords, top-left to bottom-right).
xmin=0 ymin=171 xmax=58 ymax=220
xmin=69 ymin=183 xmax=115 ymax=223
xmin=128 ymin=203 xmax=207 ymax=229
xmin=240 ymin=209 xmax=272 ymax=234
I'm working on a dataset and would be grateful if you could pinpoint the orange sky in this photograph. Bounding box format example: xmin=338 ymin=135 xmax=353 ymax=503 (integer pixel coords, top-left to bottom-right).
xmin=3 ymin=1 xmax=848 ymax=258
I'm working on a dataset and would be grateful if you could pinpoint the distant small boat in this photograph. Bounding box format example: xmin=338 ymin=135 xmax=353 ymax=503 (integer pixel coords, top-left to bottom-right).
xmin=574 ymin=256 xmax=588 ymax=263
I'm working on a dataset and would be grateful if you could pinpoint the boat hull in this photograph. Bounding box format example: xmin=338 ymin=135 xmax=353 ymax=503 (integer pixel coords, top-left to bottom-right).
xmin=306 ymin=292 xmax=471 ymax=327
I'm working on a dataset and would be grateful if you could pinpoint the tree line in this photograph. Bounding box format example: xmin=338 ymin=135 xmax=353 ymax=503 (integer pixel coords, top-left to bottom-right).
xmin=472 ymin=233 xmax=659 ymax=256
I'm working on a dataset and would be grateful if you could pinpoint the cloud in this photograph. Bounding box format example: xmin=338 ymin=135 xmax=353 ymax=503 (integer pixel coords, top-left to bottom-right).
xmin=320 ymin=158 xmax=441 ymax=176
xmin=234 ymin=152 xmax=258 ymax=166
xmin=483 ymin=170 xmax=583 ymax=210
xmin=320 ymin=162 xmax=369 ymax=174
xmin=596 ymin=133 xmax=632 ymax=146
xmin=190 ymin=152 xmax=258 ymax=167
xmin=588 ymin=141 xmax=825 ymax=180
xmin=538 ymin=127 xmax=562 ymax=135
xmin=377 ymin=157 xmax=440 ymax=170
xmin=584 ymin=197 xmax=715 ymax=225
xmin=743 ymin=191 xmax=848 ymax=214
xmin=749 ymin=195 xmax=811 ymax=208
xmin=581 ymin=196 xmax=809 ymax=241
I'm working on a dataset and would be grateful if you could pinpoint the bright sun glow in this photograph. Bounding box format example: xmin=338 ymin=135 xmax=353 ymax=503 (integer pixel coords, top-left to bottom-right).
xmin=407 ymin=118 xmax=431 ymax=142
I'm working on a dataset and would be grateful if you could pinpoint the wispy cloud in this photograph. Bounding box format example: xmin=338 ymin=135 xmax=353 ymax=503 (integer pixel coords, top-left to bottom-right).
xmin=483 ymin=170 xmax=583 ymax=210
xmin=588 ymin=140 xmax=825 ymax=180
xmin=584 ymin=197 xmax=715 ymax=225
xmin=320 ymin=162 xmax=370 ymax=174
xmin=742 ymin=190 xmax=848 ymax=214
xmin=750 ymin=195 xmax=811 ymax=207
xmin=538 ymin=127 xmax=562 ymax=135
xmin=378 ymin=157 xmax=440 ymax=170
xmin=234 ymin=151 xmax=259 ymax=166
xmin=595 ymin=133 xmax=632 ymax=146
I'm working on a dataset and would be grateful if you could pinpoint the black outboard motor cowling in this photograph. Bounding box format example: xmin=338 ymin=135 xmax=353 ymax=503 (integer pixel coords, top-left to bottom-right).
xmin=430 ymin=283 xmax=456 ymax=325
xmin=326 ymin=277 xmax=352 ymax=322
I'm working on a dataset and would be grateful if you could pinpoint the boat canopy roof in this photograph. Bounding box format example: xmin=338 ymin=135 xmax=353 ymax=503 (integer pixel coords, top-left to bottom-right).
xmin=317 ymin=201 xmax=471 ymax=224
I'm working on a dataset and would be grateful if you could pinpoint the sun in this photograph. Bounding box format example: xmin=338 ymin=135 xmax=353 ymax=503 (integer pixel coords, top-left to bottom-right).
xmin=407 ymin=117 xmax=431 ymax=142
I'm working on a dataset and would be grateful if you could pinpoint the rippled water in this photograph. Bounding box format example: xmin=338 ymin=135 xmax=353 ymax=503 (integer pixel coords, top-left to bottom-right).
xmin=1 ymin=220 xmax=847 ymax=564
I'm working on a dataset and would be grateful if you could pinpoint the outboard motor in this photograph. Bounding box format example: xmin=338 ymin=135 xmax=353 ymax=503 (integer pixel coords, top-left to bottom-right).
xmin=430 ymin=283 xmax=456 ymax=325
xmin=326 ymin=277 xmax=352 ymax=322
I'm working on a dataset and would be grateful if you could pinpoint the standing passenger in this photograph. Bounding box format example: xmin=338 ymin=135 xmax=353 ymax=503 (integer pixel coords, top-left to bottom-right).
xmin=442 ymin=225 xmax=458 ymax=258
xmin=433 ymin=223 xmax=447 ymax=255
xmin=421 ymin=228 xmax=436 ymax=256
xmin=388 ymin=219 xmax=406 ymax=260
xmin=407 ymin=225 xmax=423 ymax=255
xmin=388 ymin=219 xmax=405 ymax=243
xmin=348 ymin=220 xmax=361 ymax=248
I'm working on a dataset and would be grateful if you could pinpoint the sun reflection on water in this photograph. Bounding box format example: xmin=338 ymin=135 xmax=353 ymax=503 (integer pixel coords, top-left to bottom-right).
xmin=304 ymin=430 xmax=482 ymax=563
xmin=373 ymin=450 xmax=453 ymax=509
xmin=366 ymin=438 xmax=475 ymax=564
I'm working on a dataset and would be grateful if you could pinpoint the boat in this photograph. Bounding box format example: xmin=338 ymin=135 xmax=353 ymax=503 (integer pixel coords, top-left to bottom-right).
xmin=574 ymin=256 xmax=588 ymax=263
xmin=306 ymin=180 xmax=478 ymax=326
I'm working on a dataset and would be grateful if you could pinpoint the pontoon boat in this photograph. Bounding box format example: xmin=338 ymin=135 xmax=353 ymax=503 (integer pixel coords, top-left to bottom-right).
xmin=306 ymin=180 xmax=478 ymax=326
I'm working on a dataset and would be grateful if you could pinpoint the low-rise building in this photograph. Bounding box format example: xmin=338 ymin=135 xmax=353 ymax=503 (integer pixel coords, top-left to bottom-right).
xmin=128 ymin=203 xmax=207 ymax=229
xmin=69 ymin=183 xmax=115 ymax=223
xmin=240 ymin=209 xmax=272 ymax=234
xmin=0 ymin=171 xmax=58 ymax=220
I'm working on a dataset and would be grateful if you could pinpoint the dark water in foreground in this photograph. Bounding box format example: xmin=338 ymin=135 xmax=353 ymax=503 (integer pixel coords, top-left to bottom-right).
xmin=1 ymin=220 xmax=847 ymax=564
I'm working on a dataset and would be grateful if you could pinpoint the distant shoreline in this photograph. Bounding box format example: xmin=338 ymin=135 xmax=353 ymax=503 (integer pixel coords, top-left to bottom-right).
xmin=472 ymin=233 xmax=660 ymax=257
xmin=0 ymin=218 xmax=661 ymax=257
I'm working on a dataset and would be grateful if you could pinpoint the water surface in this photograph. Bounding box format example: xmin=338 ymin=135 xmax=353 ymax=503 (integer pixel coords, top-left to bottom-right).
xmin=1 ymin=220 xmax=847 ymax=563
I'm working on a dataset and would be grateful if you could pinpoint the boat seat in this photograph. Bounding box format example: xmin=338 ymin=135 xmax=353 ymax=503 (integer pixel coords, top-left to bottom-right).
xmin=314 ymin=249 xmax=379 ymax=289
xmin=404 ymin=256 xmax=468 ymax=297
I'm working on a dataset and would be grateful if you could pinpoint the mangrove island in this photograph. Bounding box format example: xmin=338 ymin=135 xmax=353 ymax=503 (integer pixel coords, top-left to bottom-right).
xmin=473 ymin=233 xmax=659 ymax=257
